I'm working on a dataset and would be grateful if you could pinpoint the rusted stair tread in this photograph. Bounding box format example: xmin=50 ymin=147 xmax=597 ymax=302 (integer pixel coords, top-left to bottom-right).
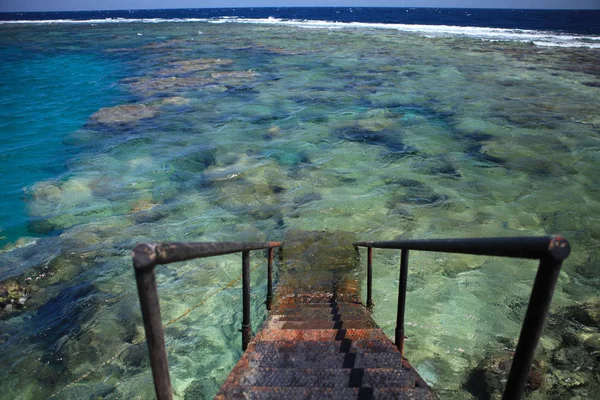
xmin=253 ymin=328 xmax=389 ymax=342
xmin=218 ymin=296 xmax=436 ymax=399
xmin=248 ymin=351 xmax=404 ymax=369
xmin=272 ymin=301 xmax=362 ymax=310
xmin=273 ymin=301 xmax=341 ymax=308
xmin=273 ymin=314 xmax=373 ymax=322
xmin=215 ymin=386 xmax=361 ymax=400
xmin=252 ymin=340 xmax=401 ymax=354
xmin=215 ymin=386 xmax=435 ymax=400
xmin=238 ymin=367 xmax=416 ymax=388
xmin=266 ymin=319 xmax=379 ymax=330
xmin=275 ymin=304 xmax=367 ymax=313
xmin=273 ymin=309 xmax=371 ymax=321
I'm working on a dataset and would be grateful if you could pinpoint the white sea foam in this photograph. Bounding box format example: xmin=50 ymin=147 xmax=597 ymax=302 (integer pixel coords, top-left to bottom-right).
xmin=208 ymin=17 xmax=600 ymax=49
xmin=1 ymin=16 xmax=598 ymax=49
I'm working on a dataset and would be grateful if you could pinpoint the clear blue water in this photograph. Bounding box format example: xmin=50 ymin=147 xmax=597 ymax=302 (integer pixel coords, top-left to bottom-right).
xmin=0 ymin=47 xmax=126 ymax=244
xmin=0 ymin=8 xmax=599 ymax=400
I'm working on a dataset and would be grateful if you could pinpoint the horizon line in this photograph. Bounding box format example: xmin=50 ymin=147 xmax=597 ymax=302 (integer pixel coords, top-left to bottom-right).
xmin=2 ymin=6 xmax=600 ymax=13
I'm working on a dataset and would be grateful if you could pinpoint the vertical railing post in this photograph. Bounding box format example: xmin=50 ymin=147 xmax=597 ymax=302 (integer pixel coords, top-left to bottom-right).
xmin=241 ymin=250 xmax=252 ymax=351
xmin=367 ymin=246 xmax=374 ymax=310
xmin=132 ymin=244 xmax=173 ymax=400
xmin=266 ymin=247 xmax=274 ymax=311
xmin=395 ymin=249 xmax=409 ymax=354
xmin=502 ymin=256 xmax=563 ymax=399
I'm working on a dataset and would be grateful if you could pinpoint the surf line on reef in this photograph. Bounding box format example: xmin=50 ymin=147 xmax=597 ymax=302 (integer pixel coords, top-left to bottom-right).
xmin=2 ymin=17 xmax=599 ymax=48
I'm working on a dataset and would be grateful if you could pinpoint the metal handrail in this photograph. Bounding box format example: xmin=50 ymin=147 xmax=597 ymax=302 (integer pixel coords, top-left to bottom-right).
xmin=132 ymin=241 xmax=282 ymax=400
xmin=353 ymin=236 xmax=570 ymax=400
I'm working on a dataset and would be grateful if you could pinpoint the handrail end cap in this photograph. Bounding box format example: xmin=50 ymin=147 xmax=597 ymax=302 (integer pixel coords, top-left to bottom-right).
xmin=132 ymin=243 xmax=158 ymax=271
xmin=548 ymin=236 xmax=570 ymax=262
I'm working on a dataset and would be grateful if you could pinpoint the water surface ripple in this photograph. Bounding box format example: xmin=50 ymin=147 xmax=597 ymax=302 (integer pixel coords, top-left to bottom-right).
xmin=0 ymin=18 xmax=599 ymax=399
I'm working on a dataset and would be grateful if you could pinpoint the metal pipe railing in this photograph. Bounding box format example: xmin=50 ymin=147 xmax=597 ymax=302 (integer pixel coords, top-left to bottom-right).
xmin=267 ymin=246 xmax=275 ymax=311
xmin=353 ymin=236 xmax=570 ymax=400
xmin=132 ymin=241 xmax=281 ymax=400
xmin=366 ymin=247 xmax=374 ymax=309
xmin=395 ymin=249 xmax=409 ymax=354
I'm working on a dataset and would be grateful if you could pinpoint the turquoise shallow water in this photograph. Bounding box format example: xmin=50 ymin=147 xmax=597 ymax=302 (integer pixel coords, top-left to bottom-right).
xmin=0 ymin=42 xmax=126 ymax=244
xmin=0 ymin=21 xmax=599 ymax=399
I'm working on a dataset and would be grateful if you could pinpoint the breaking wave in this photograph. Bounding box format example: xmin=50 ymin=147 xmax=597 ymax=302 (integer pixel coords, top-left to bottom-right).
xmin=1 ymin=16 xmax=599 ymax=48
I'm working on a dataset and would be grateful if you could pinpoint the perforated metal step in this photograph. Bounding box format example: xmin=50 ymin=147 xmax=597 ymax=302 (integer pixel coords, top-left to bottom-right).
xmin=215 ymin=386 xmax=436 ymax=400
xmin=266 ymin=319 xmax=378 ymax=330
xmin=248 ymin=350 xmax=404 ymax=369
xmin=252 ymin=340 xmax=401 ymax=355
xmin=216 ymin=296 xmax=436 ymax=400
xmin=239 ymin=367 xmax=416 ymax=388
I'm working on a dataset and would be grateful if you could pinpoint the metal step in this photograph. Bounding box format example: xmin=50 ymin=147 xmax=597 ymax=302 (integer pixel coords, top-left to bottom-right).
xmin=272 ymin=301 xmax=341 ymax=310
xmin=238 ymin=367 xmax=416 ymax=388
xmin=215 ymin=386 xmax=436 ymax=400
xmin=275 ymin=304 xmax=367 ymax=313
xmin=265 ymin=319 xmax=378 ymax=330
xmin=273 ymin=301 xmax=365 ymax=309
xmin=252 ymin=340 xmax=401 ymax=355
xmin=253 ymin=328 xmax=390 ymax=342
xmin=248 ymin=350 xmax=404 ymax=369
xmin=273 ymin=308 xmax=371 ymax=321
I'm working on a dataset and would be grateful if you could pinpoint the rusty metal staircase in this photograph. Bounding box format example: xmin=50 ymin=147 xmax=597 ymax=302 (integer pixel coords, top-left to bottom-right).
xmin=215 ymin=293 xmax=435 ymax=399
xmin=131 ymin=236 xmax=570 ymax=400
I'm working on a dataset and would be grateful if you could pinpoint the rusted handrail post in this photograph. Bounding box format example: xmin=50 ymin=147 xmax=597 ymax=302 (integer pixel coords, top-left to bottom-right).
xmin=354 ymin=235 xmax=570 ymax=400
xmin=366 ymin=247 xmax=374 ymax=310
xmin=395 ymin=249 xmax=409 ymax=354
xmin=132 ymin=241 xmax=281 ymax=400
xmin=503 ymin=240 xmax=568 ymax=399
xmin=241 ymin=250 xmax=252 ymax=351
xmin=266 ymin=247 xmax=274 ymax=311
xmin=133 ymin=244 xmax=173 ymax=400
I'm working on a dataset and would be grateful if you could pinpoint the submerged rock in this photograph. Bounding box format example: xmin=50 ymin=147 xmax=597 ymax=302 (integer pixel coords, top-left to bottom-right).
xmin=211 ymin=70 xmax=259 ymax=80
xmin=141 ymin=38 xmax=189 ymax=50
xmin=386 ymin=181 xmax=448 ymax=209
xmin=130 ymin=199 xmax=157 ymax=213
xmin=411 ymin=156 xmax=461 ymax=179
xmin=30 ymin=178 xmax=94 ymax=210
xmin=170 ymin=146 xmax=217 ymax=173
xmin=248 ymin=203 xmax=282 ymax=221
xmin=508 ymin=157 xmax=576 ymax=178
xmin=156 ymin=58 xmax=234 ymax=76
xmin=563 ymin=298 xmax=600 ymax=327
xmin=0 ymin=279 xmax=32 ymax=313
xmin=198 ymin=165 xmax=246 ymax=188
xmin=132 ymin=209 xmax=168 ymax=225
xmin=0 ymin=247 xmax=98 ymax=316
xmin=293 ymin=192 xmax=322 ymax=205
xmin=27 ymin=179 xmax=115 ymax=234
xmin=264 ymin=125 xmax=282 ymax=140
xmin=278 ymin=230 xmax=360 ymax=300
xmin=122 ymin=75 xmax=213 ymax=97
xmin=123 ymin=66 xmax=259 ymax=97
xmin=356 ymin=110 xmax=396 ymax=132
xmin=156 ymin=96 xmax=191 ymax=107
xmin=89 ymin=104 xmax=160 ymax=125
xmin=270 ymin=149 xmax=310 ymax=167
xmin=465 ymin=352 xmax=546 ymax=399
xmin=334 ymin=123 xmax=415 ymax=155
xmin=227 ymin=43 xmax=308 ymax=55
xmin=280 ymin=230 xmax=359 ymax=273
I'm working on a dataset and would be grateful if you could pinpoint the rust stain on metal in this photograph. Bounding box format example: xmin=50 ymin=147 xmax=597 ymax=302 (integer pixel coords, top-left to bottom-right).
xmin=216 ymin=284 xmax=436 ymax=398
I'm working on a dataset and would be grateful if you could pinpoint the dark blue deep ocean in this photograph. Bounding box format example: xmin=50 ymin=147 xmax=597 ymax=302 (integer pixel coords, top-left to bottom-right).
xmin=2 ymin=7 xmax=599 ymax=35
